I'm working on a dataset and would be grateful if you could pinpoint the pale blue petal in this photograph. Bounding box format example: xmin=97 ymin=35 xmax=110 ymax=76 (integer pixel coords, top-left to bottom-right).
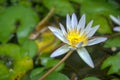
xmin=71 ymin=13 xmax=78 ymax=29
xmin=77 ymin=48 xmax=94 ymax=68
xmin=113 ymin=26 xmax=120 ymax=32
xmin=110 ymin=15 xmax=120 ymax=25
xmin=87 ymin=37 xmax=107 ymax=46
xmin=85 ymin=20 xmax=93 ymax=34
xmin=87 ymin=25 xmax=99 ymax=38
xmin=59 ymin=23 xmax=67 ymax=35
xmin=76 ymin=42 xmax=83 ymax=48
xmin=77 ymin=14 xmax=86 ymax=32
xmin=48 ymin=26 xmax=68 ymax=43
xmin=66 ymin=14 xmax=71 ymax=31
xmin=50 ymin=44 xmax=70 ymax=58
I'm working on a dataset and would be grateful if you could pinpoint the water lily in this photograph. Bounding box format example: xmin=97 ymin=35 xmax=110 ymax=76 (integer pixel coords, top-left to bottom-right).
xmin=48 ymin=13 xmax=107 ymax=68
xmin=110 ymin=15 xmax=120 ymax=32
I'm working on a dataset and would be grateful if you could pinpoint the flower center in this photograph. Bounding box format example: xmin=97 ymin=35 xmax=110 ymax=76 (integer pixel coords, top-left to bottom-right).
xmin=67 ymin=30 xmax=88 ymax=48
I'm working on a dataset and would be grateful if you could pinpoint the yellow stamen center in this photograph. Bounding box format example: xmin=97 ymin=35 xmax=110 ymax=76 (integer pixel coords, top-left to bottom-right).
xmin=67 ymin=30 xmax=88 ymax=48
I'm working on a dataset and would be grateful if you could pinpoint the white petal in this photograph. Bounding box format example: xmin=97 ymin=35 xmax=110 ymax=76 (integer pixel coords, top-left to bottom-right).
xmin=66 ymin=14 xmax=71 ymax=31
xmin=113 ymin=26 xmax=120 ymax=32
xmin=85 ymin=20 xmax=93 ymax=34
xmin=87 ymin=37 xmax=107 ymax=46
xmin=87 ymin=25 xmax=99 ymax=38
xmin=71 ymin=13 xmax=78 ymax=29
xmin=110 ymin=15 xmax=120 ymax=25
xmin=48 ymin=26 xmax=68 ymax=43
xmin=77 ymin=48 xmax=94 ymax=68
xmin=76 ymin=42 xmax=83 ymax=48
xmin=50 ymin=44 xmax=70 ymax=58
xmin=59 ymin=23 xmax=67 ymax=35
xmin=77 ymin=14 xmax=86 ymax=32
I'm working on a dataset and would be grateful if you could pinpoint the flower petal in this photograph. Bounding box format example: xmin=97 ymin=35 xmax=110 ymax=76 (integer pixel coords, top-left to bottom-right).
xmin=76 ymin=42 xmax=83 ymax=48
xmin=85 ymin=20 xmax=93 ymax=34
xmin=110 ymin=15 xmax=120 ymax=25
xmin=66 ymin=14 xmax=71 ymax=31
xmin=71 ymin=13 xmax=78 ymax=29
xmin=77 ymin=14 xmax=86 ymax=32
xmin=113 ymin=26 xmax=120 ymax=32
xmin=87 ymin=37 xmax=107 ymax=46
xmin=48 ymin=26 xmax=68 ymax=43
xmin=50 ymin=44 xmax=70 ymax=58
xmin=87 ymin=25 xmax=99 ymax=38
xmin=77 ymin=48 xmax=94 ymax=68
xmin=59 ymin=23 xmax=67 ymax=35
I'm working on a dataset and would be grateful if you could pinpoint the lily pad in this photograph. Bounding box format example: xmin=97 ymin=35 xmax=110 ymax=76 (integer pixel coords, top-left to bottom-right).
xmin=101 ymin=52 xmax=120 ymax=75
xmin=43 ymin=0 xmax=74 ymax=16
xmin=0 ymin=5 xmax=39 ymax=43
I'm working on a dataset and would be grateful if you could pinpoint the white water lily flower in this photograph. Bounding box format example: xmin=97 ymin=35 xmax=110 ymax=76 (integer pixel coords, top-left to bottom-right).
xmin=48 ymin=13 xmax=107 ymax=68
xmin=110 ymin=15 xmax=120 ymax=32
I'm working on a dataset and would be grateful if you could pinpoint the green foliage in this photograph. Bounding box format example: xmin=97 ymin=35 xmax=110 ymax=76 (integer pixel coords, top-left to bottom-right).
xmin=111 ymin=78 xmax=120 ymax=80
xmin=44 ymin=72 xmax=70 ymax=80
xmin=82 ymin=76 xmax=100 ymax=80
xmin=30 ymin=68 xmax=45 ymax=80
xmin=0 ymin=5 xmax=39 ymax=44
xmin=40 ymin=57 xmax=64 ymax=71
xmin=101 ymin=52 xmax=120 ymax=75
xmin=43 ymin=0 xmax=74 ymax=16
xmin=104 ymin=37 xmax=120 ymax=48
xmin=0 ymin=61 xmax=10 ymax=80
xmin=0 ymin=0 xmax=120 ymax=80
xmin=0 ymin=44 xmax=33 ymax=80
xmin=30 ymin=70 xmax=70 ymax=80
xmin=80 ymin=1 xmax=120 ymax=34
xmin=21 ymin=40 xmax=38 ymax=58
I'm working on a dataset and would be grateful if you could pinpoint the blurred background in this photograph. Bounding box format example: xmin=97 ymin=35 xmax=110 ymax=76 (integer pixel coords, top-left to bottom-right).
xmin=0 ymin=0 xmax=120 ymax=80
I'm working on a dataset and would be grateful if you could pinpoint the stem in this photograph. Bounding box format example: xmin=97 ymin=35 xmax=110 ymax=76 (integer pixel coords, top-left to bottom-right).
xmin=36 ymin=7 xmax=55 ymax=31
xmin=39 ymin=51 xmax=73 ymax=80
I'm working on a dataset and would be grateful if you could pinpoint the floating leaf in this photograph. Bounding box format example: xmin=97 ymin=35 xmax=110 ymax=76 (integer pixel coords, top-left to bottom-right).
xmin=0 ymin=5 xmax=39 ymax=43
xmin=43 ymin=0 xmax=74 ymax=16
xmin=45 ymin=72 xmax=69 ymax=80
xmin=0 ymin=61 xmax=11 ymax=80
xmin=80 ymin=1 xmax=120 ymax=34
xmin=104 ymin=37 xmax=120 ymax=48
xmin=21 ymin=40 xmax=38 ymax=58
xmin=30 ymin=68 xmax=45 ymax=80
xmin=101 ymin=52 xmax=120 ymax=75
xmin=82 ymin=76 xmax=100 ymax=80
xmin=0 ymin=44 xmax=33 ymax=80
xmin=40 ymin=57 xmax=64 ymax=71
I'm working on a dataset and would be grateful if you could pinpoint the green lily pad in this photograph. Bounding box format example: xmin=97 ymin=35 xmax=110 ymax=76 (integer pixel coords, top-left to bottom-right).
xmin=43 ymin=0 xmax=74 ymax=16
xmin=104 ymin=37 xmax=120 ymax=48
xmin=21 ymin=40 xmax=38 ymax=58
xmin=0 ymin=44 xmax=33 ymax=80
xmin=80 ymin=1 xmax=120 ymax=34
xmin=0 ymin=61 xmax=11 ymax=80
xmin=40 ymin=57 xmax=64 ymax=71
xmin=101 ymin=52 xmax=120 ymax=75
xmin=82 ymin=76 xmax=100 ymax=80
xmin=0 ymin=5 xmax=39 ymax=43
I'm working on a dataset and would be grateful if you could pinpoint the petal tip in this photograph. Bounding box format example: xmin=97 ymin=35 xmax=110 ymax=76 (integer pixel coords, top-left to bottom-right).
xmin=89 ymin=64 xmax=95 ymax=68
